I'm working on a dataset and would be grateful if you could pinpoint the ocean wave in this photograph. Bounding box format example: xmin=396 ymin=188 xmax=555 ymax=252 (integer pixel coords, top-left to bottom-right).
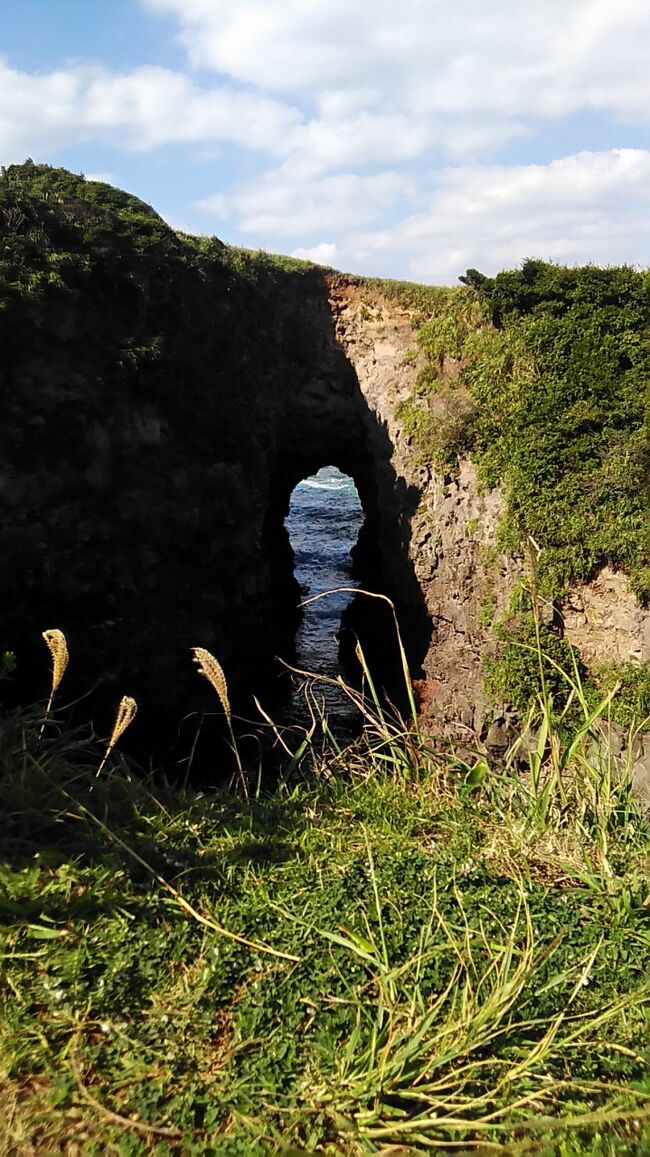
xmin=301 ymin=477 xmax=353 ymax=491
xmin=297 ymin=466 xmax=358 ymax=494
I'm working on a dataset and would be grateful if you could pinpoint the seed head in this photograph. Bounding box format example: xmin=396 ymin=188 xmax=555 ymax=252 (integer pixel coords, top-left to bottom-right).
xmin=39 ymin=629 xmax=70 ymax=737
xmin=42 ymin=629 xmax=69 ymax=695
xmin=109 ymin=696 xmax=138 ymax=747
xmin=192 ymin=647 xmax=231 ymax=721
xmin=96 ymin=695 xmax=138 ymax=777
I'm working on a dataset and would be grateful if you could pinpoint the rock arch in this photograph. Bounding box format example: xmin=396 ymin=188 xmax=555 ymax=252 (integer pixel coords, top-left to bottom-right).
xmin=1 ymin=242 xmax=430 ymax=758
xmin=260 ymin=346 xmax=432 ymax=709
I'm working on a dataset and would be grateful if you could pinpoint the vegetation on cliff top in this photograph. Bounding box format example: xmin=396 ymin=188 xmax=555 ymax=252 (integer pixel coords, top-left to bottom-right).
xmin=0 ymin=160 xmax=320 ymax=306
xmin=382 ymin=262 xmax=650 ymax=605
xmin=0 ymin=159 xmax=183 ymax=303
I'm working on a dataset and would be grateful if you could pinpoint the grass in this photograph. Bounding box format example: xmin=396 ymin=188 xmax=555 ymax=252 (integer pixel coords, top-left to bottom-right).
xmin=2 ymin=618 xmax=650 ymax=1154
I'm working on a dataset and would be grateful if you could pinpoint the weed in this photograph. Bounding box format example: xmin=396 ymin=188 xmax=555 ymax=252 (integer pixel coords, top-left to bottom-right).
xmin=192 ymin=647 xmax=248 ymax=799
xmin=39 ymin=628 xmax=68 ymax=737
xmin=96 ymin=695 xmax=138 ymax=777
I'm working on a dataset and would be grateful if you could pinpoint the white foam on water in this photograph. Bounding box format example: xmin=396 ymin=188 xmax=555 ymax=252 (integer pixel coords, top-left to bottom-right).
xmin=302 ymin=478 xmax=348 ymax=490
xmin=300 ymin=466 xmax=356 ymax=492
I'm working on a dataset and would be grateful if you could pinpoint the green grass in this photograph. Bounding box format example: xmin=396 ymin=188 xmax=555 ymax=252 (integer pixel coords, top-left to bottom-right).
xmin=2 ymin=643 xmax=650 ymax=1154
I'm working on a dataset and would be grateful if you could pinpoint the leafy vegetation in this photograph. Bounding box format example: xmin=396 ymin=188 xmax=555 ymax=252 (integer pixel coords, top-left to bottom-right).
xmin=591 ymin=661 xmax=650 ymax=729
xmin=2 ymin=624 xmax=650 ymax=1153
xmin=483 ymin=611 xmax=580 ymax=716
xmin=377 ymin=261 xmax=650 ymax=604
xmin=375 ymin=261 xmax=649 ymax=719
xmin=0 ymin=159 xmax=183 ymax=304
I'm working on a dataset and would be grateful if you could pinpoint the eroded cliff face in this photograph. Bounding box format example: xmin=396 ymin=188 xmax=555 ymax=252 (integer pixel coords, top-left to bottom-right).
xmin=323 ymin=275 xmax=650 ymax=812
xmin=562 ymin=568 xmax=650 ymax=668
xmin=327 ymin=277 xmax=517 ymax=736
xmin=328 ymin=277 xmax=650 ymax=748
xmin=1 ymin=167 xmax=648 ymax=769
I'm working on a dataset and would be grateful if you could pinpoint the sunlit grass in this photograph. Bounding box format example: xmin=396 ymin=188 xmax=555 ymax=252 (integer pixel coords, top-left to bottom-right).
xmin=1 ymin=613 xmax=649 ymax=1152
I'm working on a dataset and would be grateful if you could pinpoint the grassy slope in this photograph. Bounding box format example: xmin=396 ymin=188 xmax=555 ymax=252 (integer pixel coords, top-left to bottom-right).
xmin=2 ymin=672 xmax=650 ymax=1154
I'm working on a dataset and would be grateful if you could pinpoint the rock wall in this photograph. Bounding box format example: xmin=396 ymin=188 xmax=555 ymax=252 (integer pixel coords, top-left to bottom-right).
xmin=561 ymin=567 xmax=650 ymax=668
xmin=328 ymin=278 xmax=520 ymax=737
xmin=0 ymin=203 xmax=433 ymax=756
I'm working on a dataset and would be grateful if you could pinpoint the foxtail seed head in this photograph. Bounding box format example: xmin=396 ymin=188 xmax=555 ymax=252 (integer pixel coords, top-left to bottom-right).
xmin=39 ymin=629 xmax=70 ymax=737
xmin=192 ymin=647 xmax=231 ymax=721
xmin=108 ymin=696 xmax=138 ymax=748
xmin=42 ymin=629 xmax=69 ymax=696
xmin=96 ymin=695 xmax=138 ymax=777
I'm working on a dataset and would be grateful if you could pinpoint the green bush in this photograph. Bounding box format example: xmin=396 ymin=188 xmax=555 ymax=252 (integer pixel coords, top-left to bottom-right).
xmin=378 ymin=260 xmax=650 ymax=603
xmin=484 ymin=609 xmax=582 ymax=714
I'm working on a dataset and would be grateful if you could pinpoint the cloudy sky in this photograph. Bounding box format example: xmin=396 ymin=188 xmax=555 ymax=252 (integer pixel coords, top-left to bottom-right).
xmin=3 ymin=0 xmax=650 ymax=282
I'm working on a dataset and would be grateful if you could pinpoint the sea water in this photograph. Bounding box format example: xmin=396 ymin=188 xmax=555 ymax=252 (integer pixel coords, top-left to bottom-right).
xmin=284 ymin=465 xmax=364 ymax=723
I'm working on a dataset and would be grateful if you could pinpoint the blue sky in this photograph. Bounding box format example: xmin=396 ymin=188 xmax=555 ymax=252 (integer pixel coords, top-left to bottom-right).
xmin=3 ymin=0 xmax=650 ymax=282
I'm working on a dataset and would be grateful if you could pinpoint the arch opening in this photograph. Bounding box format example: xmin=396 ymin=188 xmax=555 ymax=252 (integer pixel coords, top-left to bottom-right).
xmin=284 ymin=465 xmax=364 ymax=726
xmin=262 ymin=443 xmax=431 ymax=734
xmin=257 ymin=336 xmax=434 ymax=744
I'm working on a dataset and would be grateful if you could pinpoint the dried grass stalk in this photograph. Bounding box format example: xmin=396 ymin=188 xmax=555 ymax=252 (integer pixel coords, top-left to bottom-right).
xmin=39 ymin=628 xmax=69 ymax=737
xmin=191 ymin=647 xmax=231 ymax=721
xmin=191 ymin=647 xmax=247 ymax=797
xmin=109 ymin=696 xmax=138 ymax=746
xmin=96 ymin=696 xmax=138 ymax=777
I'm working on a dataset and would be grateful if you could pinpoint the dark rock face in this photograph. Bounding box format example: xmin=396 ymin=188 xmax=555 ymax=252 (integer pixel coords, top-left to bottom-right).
xmin=0 ymin=172 xmax=428 ymax=757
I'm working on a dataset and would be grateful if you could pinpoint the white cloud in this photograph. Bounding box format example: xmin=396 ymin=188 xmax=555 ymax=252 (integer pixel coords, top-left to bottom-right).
xmin=144 ymin=0 xmax=650 ymax=126
xmin=4 ymin=2 xmax=650 ymax=282
xmin=281 ymin=109 xmax=435 ymax=176
xmin=196 ymin=168 xmax=414 ymax=236
xmin=143 ymin=0 xmax=559 ymax=167
xmin=338 ymin=149 xmax=650 ymax=282
xmin=0 ymin=58 xmax=299 ymax=159
xmin=137 ymin=0 xmax=650 ymax=245
xmin=291 ymin=242 xmax=338 ymax=265
xmin=145 ymin=0 xmax=381 ymax=92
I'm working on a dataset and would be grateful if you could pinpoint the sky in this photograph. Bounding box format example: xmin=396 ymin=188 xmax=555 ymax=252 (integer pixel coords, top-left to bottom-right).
xmin=2 ymin=0 xmax=650 ymax=283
